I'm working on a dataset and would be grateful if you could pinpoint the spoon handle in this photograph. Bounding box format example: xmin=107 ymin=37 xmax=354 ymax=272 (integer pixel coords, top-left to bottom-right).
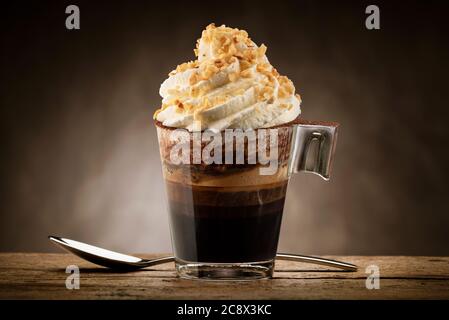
xmin=276 ymin=253 xmax=357 ymax=271
xmin=142 ymin=256 xmax=174 ymax=267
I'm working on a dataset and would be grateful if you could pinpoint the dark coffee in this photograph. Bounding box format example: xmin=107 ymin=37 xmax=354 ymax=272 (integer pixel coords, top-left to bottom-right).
xmin=166 ymin=180 xmax=288 ymax=263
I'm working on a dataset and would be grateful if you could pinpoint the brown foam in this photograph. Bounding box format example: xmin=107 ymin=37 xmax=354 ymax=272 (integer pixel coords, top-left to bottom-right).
xmin=165 ymin=179 xmax=289 ymax=207
xmin=162 ymin=163 xmax=289 ymax=187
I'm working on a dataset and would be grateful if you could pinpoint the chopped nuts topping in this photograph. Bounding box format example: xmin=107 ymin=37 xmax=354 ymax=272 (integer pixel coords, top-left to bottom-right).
xmin=155 ymin=23 xmax=300 ymax=119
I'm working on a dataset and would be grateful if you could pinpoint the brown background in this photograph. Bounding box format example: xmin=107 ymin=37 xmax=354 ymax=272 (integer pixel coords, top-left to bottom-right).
xmin=1 ymin=0 xmax=448 ymax=255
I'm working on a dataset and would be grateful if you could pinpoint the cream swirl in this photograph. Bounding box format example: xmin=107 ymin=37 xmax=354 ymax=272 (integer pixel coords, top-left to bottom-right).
xmin=154 ymin=23 xmax=301 ymax=131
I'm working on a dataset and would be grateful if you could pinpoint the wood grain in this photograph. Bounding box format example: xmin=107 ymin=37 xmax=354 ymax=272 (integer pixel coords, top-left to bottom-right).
xmin=0 ymin=254 xmax=448 ymax=299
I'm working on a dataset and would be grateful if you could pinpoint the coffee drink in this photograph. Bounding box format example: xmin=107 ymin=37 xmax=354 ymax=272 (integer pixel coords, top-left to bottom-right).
xmin=153 ymin=24 xmax=338 ymax=280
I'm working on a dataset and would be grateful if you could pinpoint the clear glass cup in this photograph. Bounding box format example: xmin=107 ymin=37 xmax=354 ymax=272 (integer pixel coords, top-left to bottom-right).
xmin=155 ymin=118 xmax=338 ymax=280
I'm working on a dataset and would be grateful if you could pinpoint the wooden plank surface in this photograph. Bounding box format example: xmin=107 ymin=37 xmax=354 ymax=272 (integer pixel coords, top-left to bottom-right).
xmin=0 ymin=253 xmax=448 ymax=299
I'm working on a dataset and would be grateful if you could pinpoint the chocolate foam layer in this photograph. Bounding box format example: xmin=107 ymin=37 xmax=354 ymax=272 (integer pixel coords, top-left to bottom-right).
xmin=155 ymin=120 xmax=294 ymax=186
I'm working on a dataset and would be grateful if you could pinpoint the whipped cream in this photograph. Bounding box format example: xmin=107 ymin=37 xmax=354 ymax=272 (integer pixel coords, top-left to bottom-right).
xmin=154 ymin=24 xmax=301 ymax=131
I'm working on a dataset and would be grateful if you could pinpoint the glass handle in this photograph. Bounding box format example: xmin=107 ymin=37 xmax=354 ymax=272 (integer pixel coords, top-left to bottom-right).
xmin=291 ymin=120 xmax=339 ymax=180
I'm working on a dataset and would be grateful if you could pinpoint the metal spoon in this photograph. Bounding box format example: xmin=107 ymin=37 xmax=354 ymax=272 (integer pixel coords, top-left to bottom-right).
xmin=49 ymin=236 xmax=357 ymax=272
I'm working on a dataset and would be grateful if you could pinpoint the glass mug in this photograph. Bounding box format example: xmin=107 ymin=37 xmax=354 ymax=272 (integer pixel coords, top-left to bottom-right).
xmin=155 ymin=118 xmax=338 ymax=280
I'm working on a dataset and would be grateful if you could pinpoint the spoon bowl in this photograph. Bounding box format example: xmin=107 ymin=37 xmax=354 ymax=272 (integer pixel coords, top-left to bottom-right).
xmin=49 ymin=236 xmax=174 ymax=271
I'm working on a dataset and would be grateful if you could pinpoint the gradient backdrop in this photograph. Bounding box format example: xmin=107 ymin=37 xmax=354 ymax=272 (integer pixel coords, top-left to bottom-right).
xmin=1 ymin=0 xmax=449 ymax=255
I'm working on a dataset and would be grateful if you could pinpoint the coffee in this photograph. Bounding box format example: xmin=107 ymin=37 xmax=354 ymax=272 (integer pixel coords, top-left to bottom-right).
xmin=154 ymin=119 xmax=295 ymax=279
xmin=166 ymin=180 xmax=288 ymax=263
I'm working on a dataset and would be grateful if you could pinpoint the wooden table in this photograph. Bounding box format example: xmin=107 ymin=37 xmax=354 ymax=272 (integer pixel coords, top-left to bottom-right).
xmin=0 ymin=253 xmax=448 ymax=299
